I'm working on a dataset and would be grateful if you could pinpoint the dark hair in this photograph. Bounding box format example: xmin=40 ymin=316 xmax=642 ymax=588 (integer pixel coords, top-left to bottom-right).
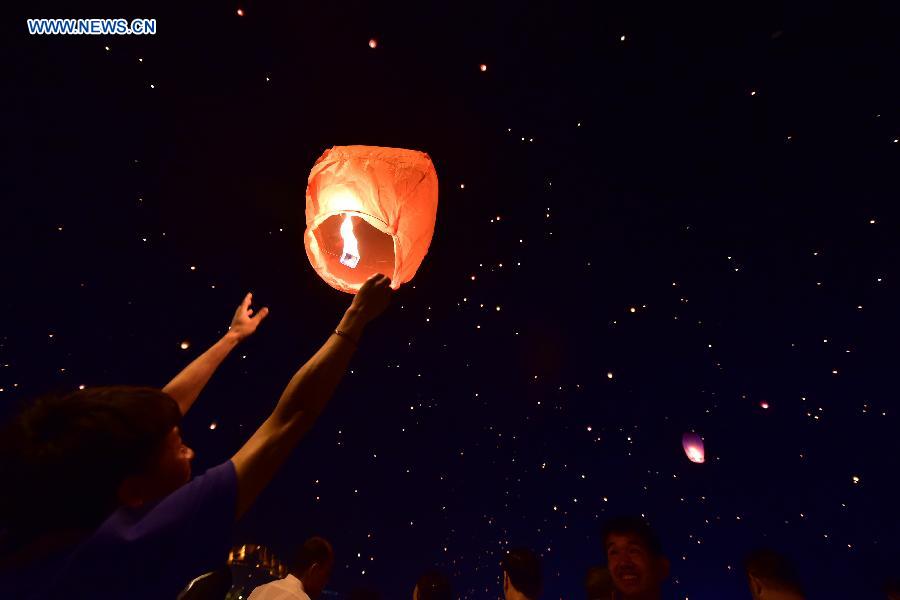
xmin=0 ymin=386 xmax=181 ymax=546
xmin=601 ymin=516 xmax=664 ymax=557
xmin=584 ymin=565 xmax=614 ymax=599
xmin=501 ymin=547 xmax=542 ymax=598
xmin=415 ymin=570 xmax=452 ymax=600
xmin=294 ymin=536 xmax=333 ymax=574
xmin=744 ymin=548 xmax=804 ymax=594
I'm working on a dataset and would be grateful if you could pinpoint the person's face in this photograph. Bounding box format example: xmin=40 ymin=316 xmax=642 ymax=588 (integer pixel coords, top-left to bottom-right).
xmin=150 ymin=426 xmax=195 ymax=492
xmin=605 ymin=533 xmax=668 ymax=598
xmin=119 ymin=426 xmax=194 ymax=506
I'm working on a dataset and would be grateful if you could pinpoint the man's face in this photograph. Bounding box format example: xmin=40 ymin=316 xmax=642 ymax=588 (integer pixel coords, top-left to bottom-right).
xmin=605 ymin=533 xmax=667 ymax=598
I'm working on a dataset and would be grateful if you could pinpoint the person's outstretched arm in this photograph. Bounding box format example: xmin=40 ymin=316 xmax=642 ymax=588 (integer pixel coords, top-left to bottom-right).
xmin=230 ymin=274 xmax=392 ymax=518
xmin=163 ymin=293 xmax=269 ymax=415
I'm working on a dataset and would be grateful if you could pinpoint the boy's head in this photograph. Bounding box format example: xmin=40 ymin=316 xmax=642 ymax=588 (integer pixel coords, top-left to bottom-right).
xmin=1 ymin=386 xmax=190 ymax=543
xmin=744 ymin=548 xmax=805 ymax=599
xmin=293 ymin=536 xmax=335 ymax=598
xmin=413 ymin=570 xmax=452 ymax=600
xmin=602 ymin=516 xmax=669 ymax=599
xmin=501 ymin=547 xmax=543 ymax=599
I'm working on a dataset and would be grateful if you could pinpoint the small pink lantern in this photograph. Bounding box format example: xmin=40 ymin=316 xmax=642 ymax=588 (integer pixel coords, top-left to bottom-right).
xmin=681 ymin=432 xmax=705 ymax=464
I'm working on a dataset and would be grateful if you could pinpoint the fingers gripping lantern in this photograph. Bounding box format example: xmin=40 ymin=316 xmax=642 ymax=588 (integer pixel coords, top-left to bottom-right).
xmin=305 ymin=145 xmax=439 ymax=294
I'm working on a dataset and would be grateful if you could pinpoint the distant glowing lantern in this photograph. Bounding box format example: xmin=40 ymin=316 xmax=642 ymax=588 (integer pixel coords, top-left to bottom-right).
xmin=305 ymin=145 xmax=439 ymax=293
xmin=368 ymin=38 xmax=378 ymax=49
xmin=681 ymin=432 xmax=705 ymax=464
xmin=479 ymin=63 xmax=488 ymax=72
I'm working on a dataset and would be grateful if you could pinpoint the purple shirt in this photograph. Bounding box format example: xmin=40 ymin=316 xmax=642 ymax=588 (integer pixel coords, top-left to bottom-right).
xmin=3 ymin=460 xmax=237 ymax=600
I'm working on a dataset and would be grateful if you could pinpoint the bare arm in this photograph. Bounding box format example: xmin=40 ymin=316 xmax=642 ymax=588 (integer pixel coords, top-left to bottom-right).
xmin=163 ymin=293 xmax=268 ymax=415
xmin=230 ymin=274 xmax=392 ymax=518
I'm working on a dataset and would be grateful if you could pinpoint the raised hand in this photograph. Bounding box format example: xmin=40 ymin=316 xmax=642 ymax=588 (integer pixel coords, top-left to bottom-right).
xmin=349 ymin=274 xmax=393 ymax=325
xmin=228 ymin=293 xmax=270 ymax=341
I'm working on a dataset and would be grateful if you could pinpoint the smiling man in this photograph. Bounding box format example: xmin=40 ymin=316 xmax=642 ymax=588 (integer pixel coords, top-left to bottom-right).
xmin=602 ymin=516 xmax=670 ymax=600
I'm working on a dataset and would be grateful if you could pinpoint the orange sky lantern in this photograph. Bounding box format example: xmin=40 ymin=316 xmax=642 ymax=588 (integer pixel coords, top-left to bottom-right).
xmin=305 ymin=145 xmax=439 ymax=294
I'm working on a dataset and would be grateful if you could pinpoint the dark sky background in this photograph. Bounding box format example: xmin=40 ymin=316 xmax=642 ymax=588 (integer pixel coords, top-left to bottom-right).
xmin=3 ymin=1 xmax=900 ymax=598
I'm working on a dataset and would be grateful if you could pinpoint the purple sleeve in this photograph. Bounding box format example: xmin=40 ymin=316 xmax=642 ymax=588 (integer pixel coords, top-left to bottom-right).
xmin=94 ymin=460 xmax=238 ymax=598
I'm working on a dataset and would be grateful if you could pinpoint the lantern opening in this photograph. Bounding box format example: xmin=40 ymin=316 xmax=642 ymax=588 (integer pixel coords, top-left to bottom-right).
xmin=311 ymin=212 xmax=396 ymax=288
xmin=685 ymin=445 xmax=705 ymax=463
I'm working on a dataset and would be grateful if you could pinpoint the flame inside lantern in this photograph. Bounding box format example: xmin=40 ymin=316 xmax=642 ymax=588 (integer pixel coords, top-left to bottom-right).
xmin=681 ymin=432 xmax=705 ymax=464
xmin=339 ymin=214 xmax=360 ymax=268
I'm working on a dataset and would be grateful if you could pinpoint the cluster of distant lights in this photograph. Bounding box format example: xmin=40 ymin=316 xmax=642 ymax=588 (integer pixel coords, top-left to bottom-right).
xmin=231 ymin=7 xmax=629 ymax=78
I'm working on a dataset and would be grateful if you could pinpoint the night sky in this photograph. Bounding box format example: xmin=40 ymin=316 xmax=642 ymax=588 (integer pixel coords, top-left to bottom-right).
xmin=3 ymin=1 xmax=900 ymax=598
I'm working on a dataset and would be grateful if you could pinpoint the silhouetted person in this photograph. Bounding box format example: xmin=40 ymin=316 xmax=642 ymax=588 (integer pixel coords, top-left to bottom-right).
xmin=413 ymin=570 xmax=452 ymax=600
xmin=602 ymin=516 xmax=669 ymax=600
xmin=249 ymin=537 xmax=334 ymax=600
xmin=501 ymin=547 xmax=542 ymax=600
xmin=886 ymin=578 xmax=900 ymax=600
xmin=0 ymin=274 xmax=393 ymax=599
xmin=585 ymin=565 xmax=615 ymax=599
xmin=744 ymin=549 xmax=805 ymax=600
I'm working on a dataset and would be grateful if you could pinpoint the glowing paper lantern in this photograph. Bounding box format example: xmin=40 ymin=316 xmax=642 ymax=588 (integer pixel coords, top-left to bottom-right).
xmin=305 ymin=145 xmax=439 ymax=293
xmin=681 ymin=432 xmax=705 ymax=464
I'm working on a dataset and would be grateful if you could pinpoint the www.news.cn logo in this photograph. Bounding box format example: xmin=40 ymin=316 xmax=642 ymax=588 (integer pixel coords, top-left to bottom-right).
xmin=27 ymin=18 xmax=157 ymax=35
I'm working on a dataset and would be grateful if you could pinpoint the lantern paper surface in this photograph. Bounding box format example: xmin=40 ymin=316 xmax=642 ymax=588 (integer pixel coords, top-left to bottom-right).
xmin=681 ymin=432 xmax=705 ymax=464
xmin=304 ymin=145 xmax=439 ymax=294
